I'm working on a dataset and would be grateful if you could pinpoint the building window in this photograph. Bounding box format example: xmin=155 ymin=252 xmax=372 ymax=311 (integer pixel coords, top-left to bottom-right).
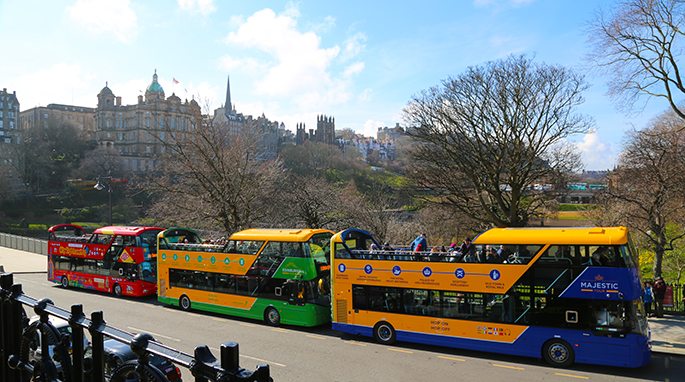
xmin=145 ymin=116 xmax=150 ymax=128
xmin=145 ymin=145 xmax=152 ymax=154
xmin=9 ymin=121 xmax=14 ymax=129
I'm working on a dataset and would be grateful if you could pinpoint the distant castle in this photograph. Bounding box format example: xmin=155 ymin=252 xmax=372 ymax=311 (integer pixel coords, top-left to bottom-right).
xmin=295 ymin=115 xmax=336 ymax=145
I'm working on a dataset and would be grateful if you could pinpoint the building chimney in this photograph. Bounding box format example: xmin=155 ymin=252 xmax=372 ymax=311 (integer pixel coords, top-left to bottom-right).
xmin=116 ymin=96 xmax=122 ymax=106
xmin=138 ymin=95 xmax=143 ymax=104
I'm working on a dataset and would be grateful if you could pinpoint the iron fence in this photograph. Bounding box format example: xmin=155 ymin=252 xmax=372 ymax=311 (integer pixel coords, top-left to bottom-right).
xmin=0 ymin=272 xmax=272 ymax=382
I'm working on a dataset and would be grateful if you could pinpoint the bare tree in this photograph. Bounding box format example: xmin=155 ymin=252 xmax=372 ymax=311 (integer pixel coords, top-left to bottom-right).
xmin=144 ymin=118 xmax=284 ymax=234
xmin=403 ymin=55 xmax=590 ymax=227
xmin=600 ymin=110 xmax=685 ymax=277
xmin=276 ymin=174 xmax=347 ymax=229
xmin=589 ymin=0 xmax=685 ymax=119
xmin=72 ymin=146 xmax=125 ymax=179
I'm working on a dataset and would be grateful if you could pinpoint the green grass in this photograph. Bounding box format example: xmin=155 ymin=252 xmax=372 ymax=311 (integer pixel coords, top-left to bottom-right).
xmin=558 ymin=204 xmax=596 ymax=212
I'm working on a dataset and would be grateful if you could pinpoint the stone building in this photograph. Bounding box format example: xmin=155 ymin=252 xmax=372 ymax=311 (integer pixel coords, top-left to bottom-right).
xmin=20 ymin=104 xmax=96 ymax=140
xmin=95 ymin=70 xmax=202 ymax=173
xmin=212 ymin=76 xmax=282 ymax=160
xmin=0 ymin=88 xmax=23 ymax=195
xmin=0 ymin=88 xmax=19 ymax=144
xmin=295 ymin=115 xmax=336 ymax=145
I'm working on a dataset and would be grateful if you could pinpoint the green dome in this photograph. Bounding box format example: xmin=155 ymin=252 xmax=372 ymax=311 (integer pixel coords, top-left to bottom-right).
xmin=146 ymin=71 xmax=164 ymax=94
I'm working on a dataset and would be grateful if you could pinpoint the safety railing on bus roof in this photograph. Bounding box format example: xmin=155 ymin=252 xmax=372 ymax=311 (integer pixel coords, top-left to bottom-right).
xmin=345 ymin=248 xmax=531 ymax=264
xmin=0 ymin=272 xmax=273 ymax=382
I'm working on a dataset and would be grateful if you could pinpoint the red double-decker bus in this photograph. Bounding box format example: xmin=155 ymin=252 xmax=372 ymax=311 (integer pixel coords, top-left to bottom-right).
xmin=47 ymin=224 xmax=163 ymax=297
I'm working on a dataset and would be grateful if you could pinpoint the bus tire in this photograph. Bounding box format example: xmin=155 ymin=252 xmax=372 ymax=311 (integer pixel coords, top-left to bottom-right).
xmin=542 ymin=339 xmax=574 ymax=368
xmin=179 ymin=295 xmax=191 ymax=311
xmin=113 ymin=283 xmax=123 ymax=297
xmin=373 ymin=321 xmax=396 ymax=345
xmin=60 ymin=276 xmax=68 ymax=288
xmin=264 ymin=307 xmax=280 ymax=326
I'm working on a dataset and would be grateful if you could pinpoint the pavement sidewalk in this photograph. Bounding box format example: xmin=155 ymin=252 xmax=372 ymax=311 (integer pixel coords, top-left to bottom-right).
xmin=649 ymin=315 xmax=685 ymax=356
xmin=0 ymin=246 xmax=46 ymax=273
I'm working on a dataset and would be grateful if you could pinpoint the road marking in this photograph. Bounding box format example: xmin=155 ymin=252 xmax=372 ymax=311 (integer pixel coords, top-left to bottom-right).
xmin=491 ymin=363 xmax=524 ymax=371
xmin=127 ymin=326 xmax=181 ymax=342
xmin=554 ymin=373 xmax=589 ymax=380
xmin=239 ymin=323 xmax=257 ymax=328
xmin=437 ymin=355 xmax=466 ymax=362
xmin=209 ymin=347 xmax=286 ymax=367
xmin=387 ymin=348 xmax=413 ymax=354
xmin=271 ymin=328 xmax=288 ymax=333
xmin=241 ymin=354 xmax=287 ymax=368
xmin=210 ymin=317 xmax=224 ymax=322
xmin=305 ymin=334 xmax=327 ymax=340
xmin=343 ymin=340 xmax=367 ymax=347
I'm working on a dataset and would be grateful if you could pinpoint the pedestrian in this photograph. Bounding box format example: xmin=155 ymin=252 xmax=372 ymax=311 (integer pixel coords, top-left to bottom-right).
xmin=643 ymin=281 xmax=654 ymax=317
xmin=653 ymin=276 xmax=667 ymax=318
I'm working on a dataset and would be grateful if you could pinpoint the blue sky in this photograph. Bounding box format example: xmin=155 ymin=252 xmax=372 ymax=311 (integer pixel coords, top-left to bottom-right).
xmin=0 ymin=0 xmax=671 ymax=170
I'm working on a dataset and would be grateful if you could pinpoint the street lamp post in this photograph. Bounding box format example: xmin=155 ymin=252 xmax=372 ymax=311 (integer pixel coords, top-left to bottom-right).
xmin=94 ymin=175 xmax=113 ymax=226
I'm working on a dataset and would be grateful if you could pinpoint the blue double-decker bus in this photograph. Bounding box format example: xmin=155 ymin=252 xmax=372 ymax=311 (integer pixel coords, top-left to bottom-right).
xmin=331 ymin=226 xmax=650 ymax=368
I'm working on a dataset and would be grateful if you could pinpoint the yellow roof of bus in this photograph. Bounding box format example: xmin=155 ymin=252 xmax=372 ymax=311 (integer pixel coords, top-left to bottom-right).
xmin=473 ymin=226 xmax=629 ymax=245
xmin=229 ymin=228 xmax=334 ymax=242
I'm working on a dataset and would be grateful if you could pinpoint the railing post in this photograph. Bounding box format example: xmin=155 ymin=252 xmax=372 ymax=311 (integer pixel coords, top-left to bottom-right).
xmin=221 ymin=342 xmax=239 ymax=372
xmin=70 ymin=304 xmax=85 ymax=382
xmin=88 ymin=311 xmax=105 ymax=382
xmin=0 ymin=273 xmax=14 ymax=382
xmin=8 ymin=283 xmax=25 ymax=382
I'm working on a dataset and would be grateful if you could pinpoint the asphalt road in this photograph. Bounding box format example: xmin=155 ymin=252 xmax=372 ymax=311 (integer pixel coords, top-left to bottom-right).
xmin=11 ymin=273 xmax=685 ymax=382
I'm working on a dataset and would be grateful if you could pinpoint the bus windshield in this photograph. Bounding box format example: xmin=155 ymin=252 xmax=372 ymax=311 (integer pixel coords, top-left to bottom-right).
xmin=308 ymin=233 xmax=332 ymax=266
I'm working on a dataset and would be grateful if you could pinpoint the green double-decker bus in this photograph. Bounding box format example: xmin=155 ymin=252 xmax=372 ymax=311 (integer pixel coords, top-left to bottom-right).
xmin=156 ymin=228 xmax=333 ymax=327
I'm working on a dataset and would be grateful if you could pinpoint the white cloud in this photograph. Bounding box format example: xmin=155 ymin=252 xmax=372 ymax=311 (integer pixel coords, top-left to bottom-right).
xmin=223 ymin=7 xmax=364 ymax=112
xmin=177 ymin=0 xmax=216 ymax=16
xmin=218 ymin=55 xmax=267 ymax=75
xmin=344 ymin=62 xmax=365 ymax=77
xmin=342 ymin=32 xmax=367 ymax=61
xmin=361 ymin=119 xmax=385 ymax=138
xmin=10 ymin=64 xmax=97 ymax=108
xmin=576 ymin=131 xmax=616 ymax=170
xmin=67 ymin=0 xmax=137 ymax=43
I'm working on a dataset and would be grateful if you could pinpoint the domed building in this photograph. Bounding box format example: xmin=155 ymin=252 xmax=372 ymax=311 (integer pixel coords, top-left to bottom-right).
xmin=95 ymin=70 xmax=202 ymax=173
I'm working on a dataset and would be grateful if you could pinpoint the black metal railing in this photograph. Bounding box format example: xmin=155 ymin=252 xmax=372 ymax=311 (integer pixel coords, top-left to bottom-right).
xmin=0 ymin=273 xmax=273 ymax=382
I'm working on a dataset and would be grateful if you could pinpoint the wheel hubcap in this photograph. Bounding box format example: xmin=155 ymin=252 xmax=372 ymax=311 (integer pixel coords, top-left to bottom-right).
xmin=268 ymin=310 xmax=278 ymax=322
xmin=550 ymin=344 xmax=568 ymax=362
xmin=378 ymin=325 xmax=391 ymax=341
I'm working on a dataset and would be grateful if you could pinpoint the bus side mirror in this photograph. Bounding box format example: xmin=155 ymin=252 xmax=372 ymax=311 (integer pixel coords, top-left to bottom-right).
xmin=275 ymin=287 xmax=282 ymax=297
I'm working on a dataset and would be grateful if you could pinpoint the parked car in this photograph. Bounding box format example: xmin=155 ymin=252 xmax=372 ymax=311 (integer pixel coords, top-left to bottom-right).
xmin=104 ymin=338 xmax=182 ymax=382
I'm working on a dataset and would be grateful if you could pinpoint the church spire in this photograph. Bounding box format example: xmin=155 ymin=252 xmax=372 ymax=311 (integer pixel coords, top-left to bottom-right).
xmin=224 ymin=75 xmax=233 ymax=118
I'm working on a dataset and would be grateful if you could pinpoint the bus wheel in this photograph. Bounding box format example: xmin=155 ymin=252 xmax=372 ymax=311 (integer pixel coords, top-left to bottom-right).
xmin=264 ymin=307 xmax=280 ymax=326
xmin=113 ymin=284 xmax=123 ymax=297
xmin=373 ymin=321 xmax=396 ymax=345
xmin=60 ymin=276 xmax=68 ymax=288
xmin=542 ymin=339 xmax=574 ymax=368
xmin=179 ymin=295 xmax=191 ymax=311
